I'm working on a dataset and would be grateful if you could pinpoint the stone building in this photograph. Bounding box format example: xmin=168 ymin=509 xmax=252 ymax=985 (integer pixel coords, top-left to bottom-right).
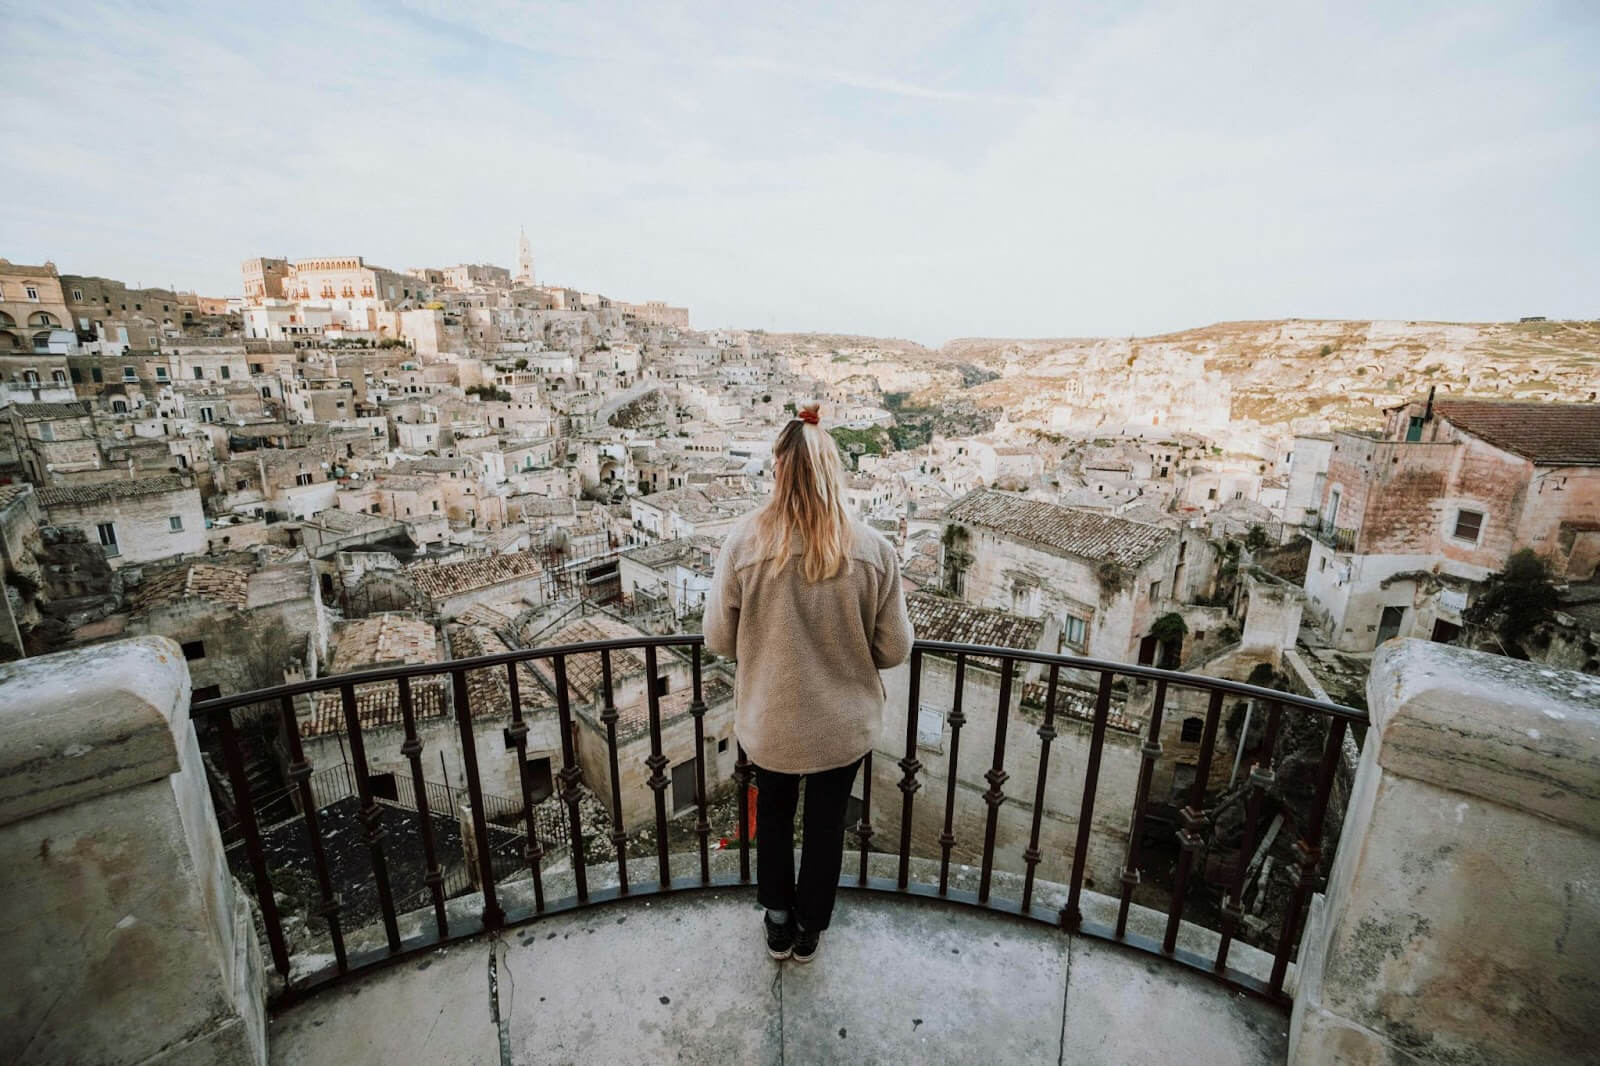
xmin=0 ymin=258 xmax=74 ymax=355
xmin=35 ymin=475 xmax=206 ymax=567
xmin=1305 ymin=398 xmax=1600 ymax=651
xmin=942 ymin=489 xmax=1207 ymax=667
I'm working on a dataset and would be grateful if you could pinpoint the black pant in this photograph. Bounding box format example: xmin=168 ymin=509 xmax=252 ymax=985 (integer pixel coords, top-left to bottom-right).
xmin=754 ymin=758 xmax=862 ymax=932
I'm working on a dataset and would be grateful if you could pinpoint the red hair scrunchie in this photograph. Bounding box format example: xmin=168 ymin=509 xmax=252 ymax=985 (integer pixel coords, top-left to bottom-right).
xmin=797 ymin=407 xmax=820 ymax=425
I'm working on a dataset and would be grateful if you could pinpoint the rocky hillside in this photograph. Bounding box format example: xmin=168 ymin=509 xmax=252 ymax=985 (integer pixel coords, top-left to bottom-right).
xmin=942 ymin=319 xmax=1600 ymax=433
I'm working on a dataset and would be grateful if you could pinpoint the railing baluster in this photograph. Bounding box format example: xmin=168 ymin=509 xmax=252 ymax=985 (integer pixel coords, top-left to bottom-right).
xmin=937 ymin=652 xmax=968 ymax=895
xmin=643 ymin=645 xmax=672 ymax=888
xmin=1215 ymin=699 xmax=1284 ymax=971
xmin=599 ymin=648 xmax=629 ymax=895
xmin=501 ymin=663 xmax=546 ymax=914
xmin=339 ymin=681 xmax=401 ymax=953
xmin=215 ymin=707 xmax=290 ymax=978
xmin=855 ymin=751 xmax=874 ymax=886
xmin=277 ymin=694 xmax=347 ymax=971
xmin=1021 ymin=664 xmax=1060 ymax=913
xmin=1063 ymin=670 xmax=1117 ymax=928
xmin=896 ymin=648 xmax=924 ymax=891
xmin=451 ymin=668 xmax=503 ymax=930
xmin=689 ymin=645 xmax=712 ymax=886
xmin=735 ymin=742 xmax=752 ymax=884
xmin=552 ymin=654 xmax=588 ymax=904
xmin=1115 ymin=678 xmax=1169 ymax=939
xmin=1271 ymin=716 xmax=1348 ymax=994
xmin=397 ymin=677 xmax=448 ymax=937
xmin=1162 ymin=687 xmax=1225 ymax=953
xmin=977 ymin=656 xmax=1014 ymax=905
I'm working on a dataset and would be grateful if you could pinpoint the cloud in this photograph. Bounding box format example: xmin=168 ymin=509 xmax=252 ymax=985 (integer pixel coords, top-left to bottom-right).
xmin=1 ymin=0 xmax=1595 ymax=343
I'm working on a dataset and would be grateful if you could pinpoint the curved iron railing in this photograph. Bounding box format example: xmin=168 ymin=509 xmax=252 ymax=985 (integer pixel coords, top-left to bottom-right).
xmin=192 ymin=634 xmax=1363 ymax=1009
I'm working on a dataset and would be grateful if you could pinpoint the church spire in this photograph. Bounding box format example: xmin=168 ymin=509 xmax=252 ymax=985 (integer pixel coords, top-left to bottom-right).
xmin=515 ymin=225 xmax=534 ymax=286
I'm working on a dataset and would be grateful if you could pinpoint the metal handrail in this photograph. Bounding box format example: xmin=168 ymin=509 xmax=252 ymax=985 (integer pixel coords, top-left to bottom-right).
xmin=196 ymin=634 xmax=1365 ymax=1013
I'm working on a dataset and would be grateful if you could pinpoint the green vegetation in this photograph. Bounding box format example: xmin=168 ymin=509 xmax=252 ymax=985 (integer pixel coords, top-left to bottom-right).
xmin=514 ymin=357 xmax=529 ymax=369
xmin=827 ymin=426 xmax=890 ymax=467
xmin=1319 ymin=344 xmax=1334 ymax=357
xmin=1465 ymin=549 xmax=1558 ymax=657
xmin=465 ymin=384 xmax=512 ymax=402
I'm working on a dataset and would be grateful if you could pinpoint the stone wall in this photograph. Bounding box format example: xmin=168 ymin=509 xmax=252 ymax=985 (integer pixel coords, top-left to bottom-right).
xmin=1289 ymin=641 xmax=1600 ymax=1066
xmin=0 ymin=638 xmax=266 ymax=1064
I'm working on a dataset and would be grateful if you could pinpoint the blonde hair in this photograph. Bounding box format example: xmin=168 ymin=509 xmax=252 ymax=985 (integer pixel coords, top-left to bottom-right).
xmin=751 ymin=403 xmax=853 ymax=582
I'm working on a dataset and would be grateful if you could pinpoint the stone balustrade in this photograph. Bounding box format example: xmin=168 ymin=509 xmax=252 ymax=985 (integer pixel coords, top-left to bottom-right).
xmin=0 ymin=637 xmax=266 ymax=1065
xmin=1290 ymin=640 xmax=1600 ymax=1065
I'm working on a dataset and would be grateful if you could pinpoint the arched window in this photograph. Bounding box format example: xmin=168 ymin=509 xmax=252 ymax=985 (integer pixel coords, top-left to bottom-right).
xmin=32 ymin=331 xmax=52 ymax=351
xmin=28 ymin=311 xmax=58 ymax=327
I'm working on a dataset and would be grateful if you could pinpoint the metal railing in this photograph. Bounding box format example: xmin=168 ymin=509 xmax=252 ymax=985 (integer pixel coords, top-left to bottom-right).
xmin=1313 ymin=519 xmax=1359 ymax=553
xmin=192 ymin=635 xmax=1363 ymax=1010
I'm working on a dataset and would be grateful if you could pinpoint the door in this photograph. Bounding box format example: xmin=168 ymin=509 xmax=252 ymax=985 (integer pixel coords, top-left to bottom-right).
xmin=1430 ymin=618 xmax=1461 ymax=644
xmin=1376 ymin=605 xmax=1406 ymax=645
xmin=1137 ymin=635 xmax=1159 ymax=666
xmin=671 ymin=759 xmax=698 ymax=814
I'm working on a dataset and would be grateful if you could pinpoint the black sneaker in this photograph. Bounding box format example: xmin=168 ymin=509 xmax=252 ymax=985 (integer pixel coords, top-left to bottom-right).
xmin=791 ymin=924 xmax=820 ymax=963
xmin=765 ymin=914 xmax=794 ymax=960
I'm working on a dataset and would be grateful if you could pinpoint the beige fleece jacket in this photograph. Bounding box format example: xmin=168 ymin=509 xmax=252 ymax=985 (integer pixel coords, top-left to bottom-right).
xmin=702 ymin=516 xmax=913 ymax=775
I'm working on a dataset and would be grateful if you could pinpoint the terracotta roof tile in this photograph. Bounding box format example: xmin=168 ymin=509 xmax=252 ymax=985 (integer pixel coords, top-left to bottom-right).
xmin=906 ymin=592 xmax=1044 ymax=649
xmin=1435 ymin=400 xmax=1600 ymax=466
xmin=37 ymin=475 xmax=193 ymax=508
xmin=405 ymin=550 xmax=543 ymax=600
xmin=946 ymin=489 xmax=1172 ymax=568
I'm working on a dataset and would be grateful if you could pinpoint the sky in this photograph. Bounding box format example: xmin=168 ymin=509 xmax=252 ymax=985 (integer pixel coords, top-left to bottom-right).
xmin=2 ymin=1 xmax=1596 ymax=345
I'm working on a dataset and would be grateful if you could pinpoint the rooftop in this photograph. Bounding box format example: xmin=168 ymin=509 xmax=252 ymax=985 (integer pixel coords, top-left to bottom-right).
xmin=328 ymin=613 xmax=439 ymax=672
xmin=130 ymin=562 xmax=250 ymax=614
xmin=1435 ymin=399 xmax=1600 ymax=466
xmin=36 ymin=474 xmax=193 ymax=508
xmin=907 ymin=590 xmax=1044 ymax=649
xmin=405 ymin=550 xmax=543 ymax=600
xmin=10 ymin=400 xmax=91 ymax=420
xmin=947 ymin=489 xmax=1173 ymax=568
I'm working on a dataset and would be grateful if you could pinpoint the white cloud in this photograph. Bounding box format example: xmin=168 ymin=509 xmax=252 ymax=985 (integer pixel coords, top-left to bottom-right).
xmin=1 ymin=0 xmax=1595 ymax=343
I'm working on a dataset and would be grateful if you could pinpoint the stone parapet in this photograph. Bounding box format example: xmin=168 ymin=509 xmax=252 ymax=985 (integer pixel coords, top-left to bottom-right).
xmin=1289 ymin=640 xmax=1600 ymax=1066
xmin=0 ymin=637 xmax=266 ymax=1065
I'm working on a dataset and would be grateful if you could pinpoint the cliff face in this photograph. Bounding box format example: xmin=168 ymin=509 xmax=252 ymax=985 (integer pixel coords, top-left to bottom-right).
xmin=940 ymin=319 xmax=1600 ymax=435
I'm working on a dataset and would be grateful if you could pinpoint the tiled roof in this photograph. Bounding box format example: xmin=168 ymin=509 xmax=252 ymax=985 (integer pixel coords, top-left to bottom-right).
xmin=37 ymin=475 xmax=193 ymax=508
xmin=448 ymin=625 xmax=555 ymax=720
xmin=0 ymin=483 xmax=33 ymax=510
xmin=405 ymin=550 xmax=542 ymax=600
xmin=526 ymin=615 xmax=651 ymax=705
xmin=131 ymin=563 xmax=250 ymax=614
xmin=906 ymin=592 xmax=1044 ymax=650
xmin=329 ymin=613 xmax=439 ymax=671
xmin=303 ymin=677 xmax=450 ymax=738
xmin=946 ymin=489 xmax=1172 ymax=568
xmin=1435 ymin=400 xmax=1600 ymax=466
xmin=610 ymin=676 xmax=734 ymax=743
xmin=1018 ymin=678 xmax=1141 ymax=735
xmin=12 ymin=401 xmax=91 ymax=420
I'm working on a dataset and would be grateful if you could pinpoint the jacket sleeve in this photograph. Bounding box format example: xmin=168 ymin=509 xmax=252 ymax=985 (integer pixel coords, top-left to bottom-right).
xmin=870 ymin=552 xmax=914 ymax=669
xmin=702 ymin=537 xmax=741 ymax=659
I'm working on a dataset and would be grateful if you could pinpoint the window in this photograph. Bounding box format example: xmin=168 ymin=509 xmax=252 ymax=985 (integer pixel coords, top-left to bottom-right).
xmin=22 ymin=370 xmax=39 ymax=385
xmin=123 ymin=366 xmax=137 ymax=381
xmin=168 ymin=515 xmax=183 ymax=532
xmin=191 ymin=684 xmax=221 ymax=703
xmin=199 ymin=407 xmax=214 ymax=423
xmin=1180 ymin=717 xmax=1205 ymax=743
xmin=97 ymin=522 xmax=119 ymax=555
xmin=70 ymin=368 xmax=82 ymax=383
xmin=155 ymin=366 xmax=167 ymax=380
xmin=91 ymin=367 xmax=102 ymax=383
xmin=111 ymin=399 xmax=127 ymax=413
xmin=1452 ymin=509 xmax=1484 ymax=543
xmin=181 ymin=640 xmax=205 ymax=661
xmin=916 ymin=704 xmax=944 ymax=749
xmin=717 ymin=738 xmax=729 ymax=754
xmin=193 ymin=367 xmax=204 ymax=379
xmin=1319 ymin=556 xmax=1328 ymax=572
xmin=1207 ymin=488 xmax=1217 ymax=500
xmin=431 ymin=499 xmax=439 ymax=511
xmin=250 ymin=363 xmax=264 ymax=374
xmin=1149 ymin=580 xmax=1161 ymax=602
xmin=295 ymin=473 xmax=313 ymax=486
xmin=1060 ymin=614 xmax=1087 ymax=649
xmin=25 ymin=286 xmax=38 ymax=300
xmin=653 ymin=675 xmax=671 ymax=698
xmin=71 ymin=288 xmax=83 ymax=301
xmin=38 ymin=423 xmax=54 ymax=441
xmin=220 ymin=366 xmax=230 ymax=380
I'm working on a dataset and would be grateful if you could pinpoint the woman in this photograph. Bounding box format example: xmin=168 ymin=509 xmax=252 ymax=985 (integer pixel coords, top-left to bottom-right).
xmin=704 ymin=403 xmax=913 ymax=963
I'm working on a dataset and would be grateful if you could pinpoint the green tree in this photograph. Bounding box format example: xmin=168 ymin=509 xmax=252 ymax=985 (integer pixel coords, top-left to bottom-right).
xmin=1465 ymin=549 xmax=1558 ymax=656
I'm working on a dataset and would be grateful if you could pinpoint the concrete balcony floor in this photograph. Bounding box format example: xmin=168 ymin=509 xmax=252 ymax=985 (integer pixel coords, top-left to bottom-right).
xmin=269 ymin=888 xmax=1288 ymax=1066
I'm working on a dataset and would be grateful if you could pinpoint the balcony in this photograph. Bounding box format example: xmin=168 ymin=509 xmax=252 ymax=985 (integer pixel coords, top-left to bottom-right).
xmin=1 ymin=636 xmax=1595 ymax=1065
xmin=1311 ymin=519 xmax=1357 ymax=553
